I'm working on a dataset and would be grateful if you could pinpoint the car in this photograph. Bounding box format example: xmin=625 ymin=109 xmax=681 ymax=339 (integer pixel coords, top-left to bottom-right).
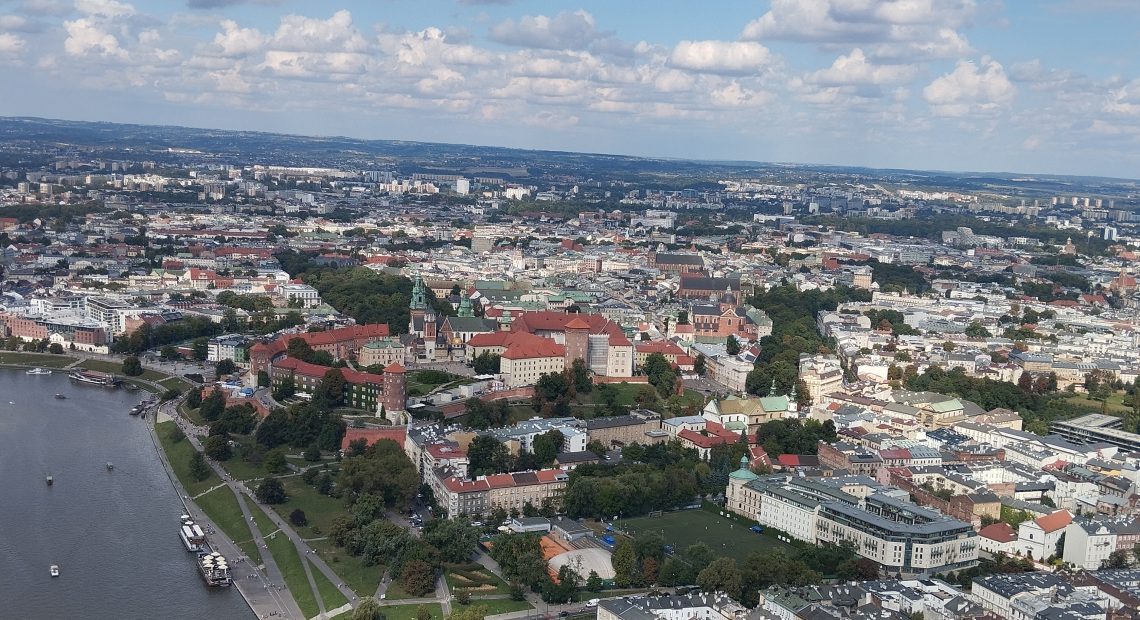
xmin=559 ymin=612 xmax=568 ymax=617
xmin=586 ymin=599 xmax=599 ymax=608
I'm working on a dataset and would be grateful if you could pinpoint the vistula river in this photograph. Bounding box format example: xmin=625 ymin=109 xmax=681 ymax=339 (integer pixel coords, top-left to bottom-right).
xmin=0 ymin=368 xmax=254 ymax=619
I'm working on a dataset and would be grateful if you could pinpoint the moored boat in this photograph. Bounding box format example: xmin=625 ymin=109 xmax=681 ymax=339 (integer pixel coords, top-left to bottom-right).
xmin=26 ymin=367 xmax=52 ymax=375
xmin=69 ymin=370 xmax=121 ymax=388
xmin=50 ymin=565 xmax=59 ymax=578
xmin=179 ymin=516 xmax=208 ymax=553
xmin=196 ymin=551 xmax=231 ymax=587
xmin=54 ymin=394 xmax=67 ymax=399
xmin=46 ymin=475 xmax=53 ymax=486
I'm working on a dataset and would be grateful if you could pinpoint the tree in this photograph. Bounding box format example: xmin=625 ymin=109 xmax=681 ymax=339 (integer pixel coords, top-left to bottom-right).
xmin=186 ymin=387 xmax=203 ymax=409
xmin=48 ymin=342 xmax=64 ymax=354
xmin=965 ymin=321 xmax=991 ymax=338
xmin=400 ymin=559 xmax=437 ymax=596
xmin=264 ymin=448 xmax=288 ymax=474
xmin=585 ymin=570 xmax=604 ymax=592
xmin=468 ymin=435 xmax=511 ymax=476
xmin=304 ymin=444 xmax=323 ymax=462
xmin=273 ymin=374 xmax=296 ymax=401
xmin=612 ymin=539 xmax=639 ymax=588
xmin=1018 ymin=372 xmax=1033 ymax=392
xmin=697 ymin=557 xmax=742 ymax=599
xmin=256 ymin=477 xmax=287 ymax=504
xmin=677 ymin=310 xmax=689 ymax=325
xmin=189 ymin=451 xmax=211 ymax=481
xmin=694 ymin=354 xmax=707 ymax=376
xmin=191 ymin=337 xmax=209 ymax=361
xmin=455 ymin=589 xmax=471 ymax=605
xmin=203 ymin=435 xmax=232 ymax=461
xmin=199 ymin=389 xmax=226 ymax=422
xmin=351 ymin=598 xmax=386 ymax=620
xmin=290 ymin=508 xmax=308 ymax=527
xmin=121 ymin=356 xmax=143 ymax=377
xmin=532 ymin=430 xmax=564 ymax=467
xmin=215 ymin=359 xmax=237 ymax=376
xmin=313 ymin=368 xmax=347 ymax=409
xmin=942 ymin=341 xmax=956 ymax=352
xmin=473 ymin=352 xmax=501 ymax=375
xmin=570 ymin=358 xmax=593 ymax=394
xmin=643 ymin=353 xmax=678 ymax=398
xmin=416 ymin=605 xmax=434 ymax=620
xmin=725 ymin=336 xmax=741 ymax=356
xmin=257 ymin=370 xmax=271 ymax=388
xmin=423 ymin=518 xmax=479 ymax=563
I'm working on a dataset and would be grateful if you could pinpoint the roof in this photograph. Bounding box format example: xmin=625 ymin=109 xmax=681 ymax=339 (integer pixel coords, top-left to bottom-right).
xmin=1033 ymin=510 xmax=1073 ymax=534
xmin=978 ymin=522 xmax=1017 ymax=543
xmin=501 ymin=333 xmax=566 ymax=360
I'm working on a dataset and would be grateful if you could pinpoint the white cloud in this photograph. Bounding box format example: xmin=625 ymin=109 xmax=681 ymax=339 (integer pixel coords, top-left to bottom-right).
xmin=74 ymin=0 xmax=135 ymax=19
xmin=489 ymin=10 xmax=603 ymax=51
xmin=64 ymin=17 xmax=128 ymax=59
xmin=710 ymin=81 xmax=766 ymax=107
xmin=668 ymin=40 xmax=772 ymax=75
xmin=212 ymin=19 xmax=267 ymax=57
xmin=1105 ymin=79 xmax=1140 ymax=116
xmin=269 ymin=10 xmax=367 ymax=53
xmin=742 ymin=0 xmax=975 ymax=60
xmin=923 ymin=57 xmax=1015 ymax=117
xmin=0 ymin=32 xmax=26 ymax=54
xmin=807 ymin=48 xmax=916 ymax=86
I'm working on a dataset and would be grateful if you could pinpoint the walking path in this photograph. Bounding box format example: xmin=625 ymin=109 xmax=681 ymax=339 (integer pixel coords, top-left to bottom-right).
xmin=146 ymin=403 xmax=297 ymax=619
xmin=169 ymin=397 xmax=359 ymax=616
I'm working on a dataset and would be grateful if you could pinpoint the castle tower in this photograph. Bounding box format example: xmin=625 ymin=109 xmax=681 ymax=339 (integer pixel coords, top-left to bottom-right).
xmin=458 ymin=295 xmax=473 ymax=318
xmin=382 ymin=363 xmax=407 ymax=424
xmin=564 ymin=317 xmax=591 ymax=366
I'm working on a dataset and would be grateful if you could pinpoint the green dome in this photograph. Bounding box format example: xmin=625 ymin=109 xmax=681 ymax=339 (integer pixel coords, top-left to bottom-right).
xmin=729 ymin=455 xmax=758 ymax=481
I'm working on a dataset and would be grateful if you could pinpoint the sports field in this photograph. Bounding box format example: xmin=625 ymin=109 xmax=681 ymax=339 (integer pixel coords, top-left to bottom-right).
xmin=615 ymin=509 xmax=797 ymax=562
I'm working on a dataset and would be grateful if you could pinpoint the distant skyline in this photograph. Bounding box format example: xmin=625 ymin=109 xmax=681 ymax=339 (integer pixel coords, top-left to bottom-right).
xmin=0 ymin=1 xmax=1138 ymax=178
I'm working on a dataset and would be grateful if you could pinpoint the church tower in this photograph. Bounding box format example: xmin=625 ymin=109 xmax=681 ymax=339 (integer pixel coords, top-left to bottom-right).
xmin=409 ymin=274 xmax=428 ymax=335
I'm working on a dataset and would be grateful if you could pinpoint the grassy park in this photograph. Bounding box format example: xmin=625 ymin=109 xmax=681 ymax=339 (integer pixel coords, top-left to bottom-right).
xmin=615 ymin=508 xmax=796 ymax=562
xmin=264 ymin=527 xmax=321 ymax=618
xmin=379 ymin=603 xmax=444 ymax=620
xmin=0 ymin=351 xmax=76 ymax=367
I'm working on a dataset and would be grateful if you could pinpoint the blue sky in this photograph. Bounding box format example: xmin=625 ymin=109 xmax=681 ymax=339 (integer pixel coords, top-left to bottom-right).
xmin=1 ymin=0 xmax=1139 ymax=177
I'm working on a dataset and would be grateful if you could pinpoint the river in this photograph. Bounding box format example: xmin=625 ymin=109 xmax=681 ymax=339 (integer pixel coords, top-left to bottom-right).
xmin=0 ymin=369 xmax=254 ymax=619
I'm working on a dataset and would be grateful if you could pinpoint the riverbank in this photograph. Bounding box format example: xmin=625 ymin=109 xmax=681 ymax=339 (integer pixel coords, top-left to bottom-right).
xmin=146 ymin=402 xmax=296 ymax=619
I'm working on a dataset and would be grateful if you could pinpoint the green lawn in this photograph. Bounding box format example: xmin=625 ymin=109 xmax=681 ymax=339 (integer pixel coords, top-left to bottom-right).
xmin=195 ymin=486 xmax=262 ymax=566
xmin=407 ymin=370 xmax=469 ymax=397
xmin=0 ymin=352 xmax=76 ymax=367
xmin=178 ymin=401 xmax=205 ymax=426
xmin=80 ymin=359 xmax=171 ymax=383
xmin=264 ymin=529 xmax=321 ymax=619
xmin=1063 ymin=392 xmax=1130 ymax=415
xmin=160 ymin=376 xmax=195 ymax=392
xmin=445 ymin=563 xmax=509 ymax=595
xmin=265 ymin=474 xmax=390 ymax=598
xmin=220 ymin=453 xmax=271 ymax=482
xmin=156 ymin=420 xmax=219 ymax=496
xmin=615 ymin=509 xmax=796 ymax=562
xmin=459 ymin=599 xmax=532 ymax=615
xmin=310 ymin=558 xmax=350 ymax=610
xmin=380 ymin=603 xmax=443 ymax=620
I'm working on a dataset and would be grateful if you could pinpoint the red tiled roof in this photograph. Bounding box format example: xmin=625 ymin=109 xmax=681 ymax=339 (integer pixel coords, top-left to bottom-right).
xmin=1034 ymin=510 xmax=1072 ymax=534
xmin=510 ymin=311 xmax=624 ymax=338
xmin=979 ymin=522 xmax=1017 ymax=543
xmin=635 ymin=340 xmax=686 ymax=356
xmin=503 ymin=333 xmax=565 ymax=360
xmin=274 ymin=357 xmax=385 ymax=385
xmin=564 ymin=317 xmax=591 ymax=330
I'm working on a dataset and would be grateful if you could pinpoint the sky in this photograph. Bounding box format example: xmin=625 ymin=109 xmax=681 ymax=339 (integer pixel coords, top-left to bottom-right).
xmin=1 ymin=0 xmax=1140 ymax=178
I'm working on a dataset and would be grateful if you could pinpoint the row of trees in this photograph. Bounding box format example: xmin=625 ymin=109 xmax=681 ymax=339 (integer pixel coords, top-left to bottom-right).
xmin=466 ymin=430 xmax=565 ymax=476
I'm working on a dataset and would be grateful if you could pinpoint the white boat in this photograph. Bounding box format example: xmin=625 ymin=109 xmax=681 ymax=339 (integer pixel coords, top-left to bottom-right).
xmin=50 ymin=565 xmax=59 ymax=578
xmin=180 ymin=516 xmax=207 ymax=553
xmin=26 ymin=368 xmax=52 ymax=375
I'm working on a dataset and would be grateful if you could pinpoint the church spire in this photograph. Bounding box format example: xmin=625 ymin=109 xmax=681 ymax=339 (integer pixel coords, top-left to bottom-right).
xmin=410 ymin=274 xmax=428 ymax=311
